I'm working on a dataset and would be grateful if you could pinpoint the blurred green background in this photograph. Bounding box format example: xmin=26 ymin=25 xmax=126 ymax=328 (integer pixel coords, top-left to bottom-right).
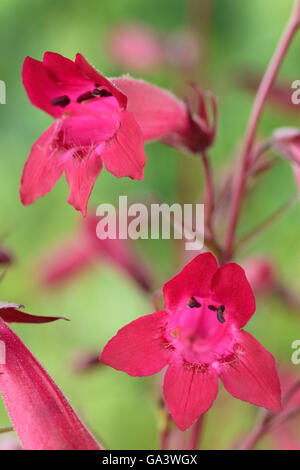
xmin=0 ymin=0 xmax=300 ymax=450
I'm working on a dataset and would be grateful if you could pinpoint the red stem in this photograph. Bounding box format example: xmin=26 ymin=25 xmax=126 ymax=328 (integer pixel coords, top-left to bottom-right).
xmin=189 ymin=415 xmax=204 ymax=450
xmin=160 ymin=412 xmax=172 ymax=450
xmin=239 ymin=380 xmax=300 ymax=450
xmin=201 ymin=151 xmax=215 ymax=238
xmin=224 ymin=0 xmax=300 ymax=261
xmin=238 ymin=423 xmax=269 ymax=451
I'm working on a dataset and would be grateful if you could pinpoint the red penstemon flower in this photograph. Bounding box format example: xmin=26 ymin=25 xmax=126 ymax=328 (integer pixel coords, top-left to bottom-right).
xmin=21 ymin=52 xmax=145 ymax=216
xmin=0 ymin=303 xmax=102 ymax=450
xmin=100 ymin=253 xmax=281 ymax=431
xmin=21 ymin=52 xmax=193 ymax=216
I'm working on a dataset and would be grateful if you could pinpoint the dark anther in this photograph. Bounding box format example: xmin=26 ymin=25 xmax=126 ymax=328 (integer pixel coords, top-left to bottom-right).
xmin=77 ymin=91 xmax=95 ymax=103
xmin=208 ymin=305 xmax=217 ymax=311
xmin=217 ymin=305 xmax=226 ymax=324
xmin=94 ymin=83 xmax=101 ymax=88
xmin=51 ymin=95 xmax=70 ymax=107
xmin=188 ymin=297 xmax=201 ymax=309
xmin=97 ymin=89 xmax=113 ymax=97
xmin=91 ymin=88 xmax=102 ymax=96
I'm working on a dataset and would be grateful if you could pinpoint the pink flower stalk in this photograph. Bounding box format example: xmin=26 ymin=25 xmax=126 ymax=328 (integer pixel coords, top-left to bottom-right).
xmin=0 ymin=437 xmax=22 ymax=450
xmin=242 ymin=257 xmax=276 ymax=296
xmin=108 ymin=23 xmax=164 ymax=72
xmin=240 ymin=72 xmax=299 ymax=115
xmin=39 ymin=214 xmax=152 ymax=291
xmin=0 ymin=308 xmax=102 ymax=450
xmin=70 ymin=349 xmax=101 ymax=373
xmin=100 ymin=253 xmax=281 ymax=431
xmin=271 ymin=127 xmax=300 ymax=195
xmin=270 ymin=369 xmax=300 ymax=450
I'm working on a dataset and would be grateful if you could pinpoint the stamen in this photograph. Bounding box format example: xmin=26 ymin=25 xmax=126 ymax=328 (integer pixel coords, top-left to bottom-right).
xmin=77 ymin=91 xmax=95 ymax=103
xmin=188 ymin=297 xmax=201 ymax=308
xmin=93 ymin=89 xmax=113 ymax=97
xmin=51 ymin=95 xmax=70 ymax=107
xmin=217 ymin=305 xmax=226 ymax=323
xmin=91 ymin=89 xmax=102 ymax=96
xmin=94 ymin=83 xmax=101 ymax=88
xmin=208 ymin=305 xmax=216 ymax=311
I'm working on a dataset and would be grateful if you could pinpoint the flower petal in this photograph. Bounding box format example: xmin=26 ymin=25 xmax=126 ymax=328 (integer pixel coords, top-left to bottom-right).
xmin=20 ymin=123 xmax=65 ymax=206
xmin=75 ymin=53 xmax=127 ymax=109
xmin=163 ymin=360 xmax=218 ymax=431
xmin=64 ymin=147 xmax=103 ymax=217
xmin=0 ymin=320 xmax=102 ymax=450
xmin=101 ymin=111 xmax=146 ymax=180
xmin=43 ymin=52 xmax=90 ymax=87
xmin=22 ymin=57 xmax=67 ymax=118
xmin=111 ymin=77 xmax=189 ymax=141
xmin=23 ymin=52 xmax=126 ymax=119
xmin=210 ymin=263 xmax=256 ymax=328
xmin=100 ymin=311 xmax=172 ymax=376
xmin=218 ymin=330 xmax=281 ymax=411
xmin=163 ymin=253 xmax=218 ymax=314
xmin=57 ymin=106 xmax=120 ymax=148
xmin=0 ymin=302 xmax=67 ymax=323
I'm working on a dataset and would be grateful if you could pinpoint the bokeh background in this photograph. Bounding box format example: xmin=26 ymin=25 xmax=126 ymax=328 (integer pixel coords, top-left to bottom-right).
xmin=0 ymin=0 xmax=300 ymax=449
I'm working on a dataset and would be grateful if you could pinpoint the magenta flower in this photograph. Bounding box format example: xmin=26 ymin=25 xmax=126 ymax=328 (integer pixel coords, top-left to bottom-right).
xmin=0 ymin=305 xmax=102 ymax=450
xmin=109 ymin=23 xmax=164 ymax=72
xmin=38 ymin=214 xmax=152 ymax=291
xmin=21 ymin=52 xmax=218 ymax=215
xmin=21 ymin=52 xmax=148 ymax=216
xmin=100 ymin=253 xmax=281 ymax=430
xmin=21 ymin=52 xmax=194 ymax=216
